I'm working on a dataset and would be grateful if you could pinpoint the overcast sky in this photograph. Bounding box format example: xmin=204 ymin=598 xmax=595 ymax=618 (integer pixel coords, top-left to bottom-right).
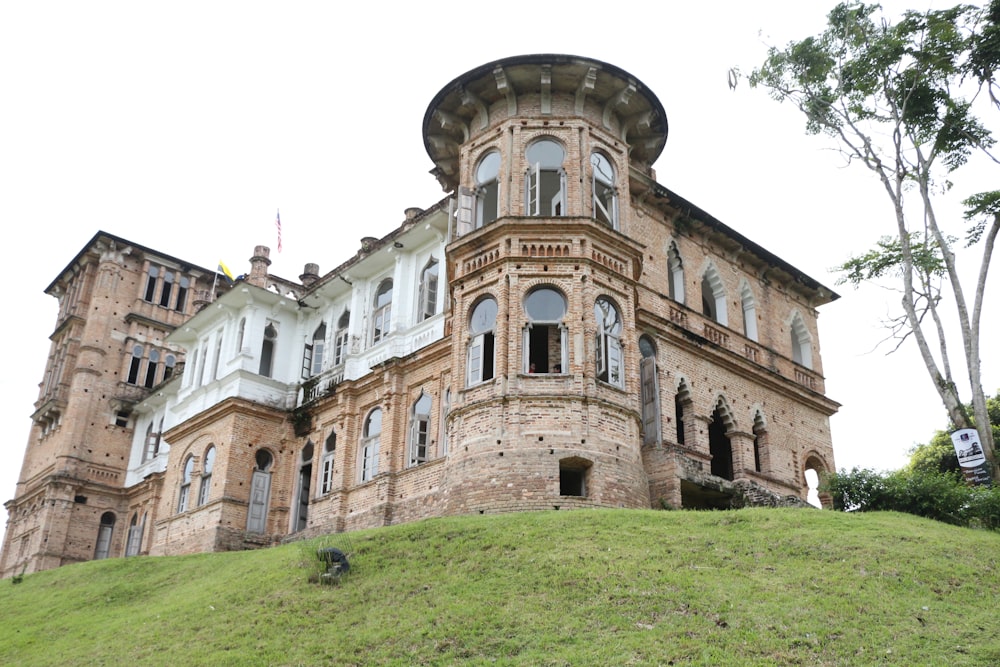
xmin=2 ymin=1 xmax=995 ymax=545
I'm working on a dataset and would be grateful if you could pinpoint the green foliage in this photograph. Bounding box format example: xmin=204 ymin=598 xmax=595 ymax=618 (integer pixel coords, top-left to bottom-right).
xmin=3 ymin=510 xmax=1000 ymax=666
xmin=822 ymin=466 xmax=1000 ymax=529
xmin=908 ymin=390 xmax=1000 ymax=473
xmin=836 ymin=232 xmax=947 ymax=286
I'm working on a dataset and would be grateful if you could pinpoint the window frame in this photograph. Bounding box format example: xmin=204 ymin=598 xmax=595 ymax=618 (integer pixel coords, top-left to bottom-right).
xmin=418 ymin=259 xmax=439 ymax=322
xmin=594 ymin=297 xmax=624 ymax=388
xmin=524 ymin=138 xmax=567 ymax=217
xmin=409 ymin=393 xmax=432 ymax=467
xmin=467 ymin=297 xmax=498 ymax=386
xmin=591 ymin=151 xmax=618 ymax=229
xmin=522 ymin=286 xmax=568 ymax=374
xmin=177 ymin=456 xmax=194 ymax=513
xmin=198 ymin=446 xmax=215 ymax=506
xmin=359 ymin=408 xmax=382 ymax=482
xmin=371 ymin=279 xmax=393 ymax=345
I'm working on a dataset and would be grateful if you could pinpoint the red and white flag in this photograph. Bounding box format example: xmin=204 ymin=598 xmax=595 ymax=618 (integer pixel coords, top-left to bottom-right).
xmin=275 ymin=210 xmax=282 ymax=253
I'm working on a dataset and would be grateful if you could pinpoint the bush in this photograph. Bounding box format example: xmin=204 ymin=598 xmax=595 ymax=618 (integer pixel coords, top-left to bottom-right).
xmin=821 ymin=467 xmax=1000 ymax=530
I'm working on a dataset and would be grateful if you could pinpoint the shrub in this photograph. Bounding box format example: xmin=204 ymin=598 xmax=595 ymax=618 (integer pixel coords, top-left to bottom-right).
xmin=821 ymin=467 xmax=1000 ymax=530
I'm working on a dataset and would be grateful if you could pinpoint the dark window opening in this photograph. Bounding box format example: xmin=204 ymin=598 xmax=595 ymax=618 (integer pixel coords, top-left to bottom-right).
xmin=559 ymin=457 xmax=592 ymax=496
xmin=527 ymin=325 xmax=558 ymax=373
xmin=675 ymin=395 xmax=686 ymax=445
xmin=709 ymin=408 xmax=733 ymax=481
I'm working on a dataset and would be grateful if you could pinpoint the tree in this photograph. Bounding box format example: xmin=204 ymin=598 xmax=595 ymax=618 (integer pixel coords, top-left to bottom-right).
xmin=748 ymin=2 xmax=1000 ymax=479
xmin=909 ymin=389 xmax=1000 ymax=474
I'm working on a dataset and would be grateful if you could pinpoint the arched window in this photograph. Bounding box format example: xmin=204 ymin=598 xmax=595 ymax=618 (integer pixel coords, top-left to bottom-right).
xmin=639 ymin=335 xmax=661 ymax=445
xmin=127 ymin=344 xmax=144 ymax=385
xmin=143 ymin=266 xmax=159 ymax=302
xmin=198 ymin=446 xmax=215 ymax=506
xmin=177 ymin=456 xmax=194 ymax=513
xmin=709 ymin=399 xmax=735 ymax=481
xmin=247 ymin=449 xmax=273 ymax=533
xmin=125 ymin=512 xmax=143 ymax=557
xmin=294 ymin=441 xmax=313 ymax=531
xmin=321 ymin=430 xmax=337 ymax=494
xmin=790 ymin=313 xmax=813 ymax=369
xmin=418 ymin=259 xmax=439 ymax=322
xmin=259 ymin=323 xmax=277 ymax=377
xmin=372 ymin=279 xmax=393 ymax=345
xmin=409 ymin=392 xmax=433 ymax=467
xmin=175 ymin=276 xmax=189 ymax=312
xmin=142 ymin=417 xmax=163 ymax=462
xmin=94 ymin=512 xmax=116 ymax=560
xmin=524 ymin=287 xmax=567 ymax=374
xmin=211 ymin=329 xmax=223 ymax=380
xmin=594 ymin=297 xmax=623 ymax=387
xmin=475 ymin=150 xmax=501 ymax=227
xmin=235 ymin=317 xmax=246 ymax=353
xmin=360 ymin=408 xmax=382 ymax=482
xmin=303 ymin=322 xmax=326 ymax=379
xmin=701 ymin=266 xmax=728 ymax=326
xmin=525 ymin=139 xmax=566 ymax=216
xmin=144 ymin=349 xmax=160 ymax=389
xmin=468 ymin=297 xmax=498 ymax=386
xmin=591 ymin=152 xmax=618 ymax=228
xmin=159 ymin=271 xmax=174 ymax=307
xmin=741 ymin=281 xmax=758 ymax=341
xmin=752 ymin=411 xmax=769 ymax=474
xmin=667 ymin=242 xmax=685 ymax=303
xmin=333 ymin=310 xmax=350 ymax=365
xmin=163 ymin=354 xmax=176 ymax=381
xmin=440 ymin=389 xmax=451 ymax=456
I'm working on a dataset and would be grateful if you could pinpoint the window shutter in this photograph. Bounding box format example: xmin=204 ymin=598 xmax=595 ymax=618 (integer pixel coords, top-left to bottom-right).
xmin=641 ymin=356 xmax=661 ymax=445
xmin=457 ymin=187 xmax=474 ymax=236
xmin=301 ymin=344 xmax=313 ymax=379
xmin=596 ymin=331 xmax=607 ymax=379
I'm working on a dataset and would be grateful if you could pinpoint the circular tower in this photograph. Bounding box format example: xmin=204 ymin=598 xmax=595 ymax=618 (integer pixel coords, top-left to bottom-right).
xmin=426 ymin=55 xmax=669 ymax=514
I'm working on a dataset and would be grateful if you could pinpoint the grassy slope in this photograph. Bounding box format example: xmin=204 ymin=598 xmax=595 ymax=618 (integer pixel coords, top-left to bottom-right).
xmin=1 ymin=508 xmax=998 ymax=666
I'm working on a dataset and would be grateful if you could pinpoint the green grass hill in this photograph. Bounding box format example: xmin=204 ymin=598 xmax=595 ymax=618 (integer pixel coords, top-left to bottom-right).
xmin=2 ymin=508 xmax=999 ymax=666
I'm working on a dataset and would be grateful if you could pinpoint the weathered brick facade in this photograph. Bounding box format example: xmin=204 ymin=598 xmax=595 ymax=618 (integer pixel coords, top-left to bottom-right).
xmin=2 ymin=54 xmax=838 ymax=577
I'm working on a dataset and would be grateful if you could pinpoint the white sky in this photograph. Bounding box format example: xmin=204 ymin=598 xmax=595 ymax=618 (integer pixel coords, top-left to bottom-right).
xmin=1 ymin=1 xmax=996 ymax=545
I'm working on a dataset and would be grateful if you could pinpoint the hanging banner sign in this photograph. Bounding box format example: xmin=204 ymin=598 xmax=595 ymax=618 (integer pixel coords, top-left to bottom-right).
xmin=950 ymin=428 xmax=992 ymax=487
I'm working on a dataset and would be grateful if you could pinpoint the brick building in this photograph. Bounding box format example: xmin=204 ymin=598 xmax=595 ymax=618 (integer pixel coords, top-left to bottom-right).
xmin=1 ymin=54 xmax=839 ymax=576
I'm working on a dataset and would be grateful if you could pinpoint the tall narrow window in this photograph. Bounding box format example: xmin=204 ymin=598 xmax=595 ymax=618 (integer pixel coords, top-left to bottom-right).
xmin=591 ymin=152 xmax=618 ymax=228
xmin=523 ymin=287 xmax=567 ymax=374
xmin=294 ymin=442 xmax=313 ymax=531
xmin=360 ymin=408 xmax=382 ymax=482
xmin=675 ymin=392 xmax=687 ymax=446
xmin=177 ymin=456 xmax=194 ymax=513
xmin=475 ymin=150 xmax=501 ymax=227
xmin=701 ymin=266 xmax=728 ymax=326
xmin=321 ymin=430 xmax=336 ymax=494
xmin=143 ymin=349 xmax=160 ymax=389
xmin=333 ymin=311 xmax=350 ymax=365
xmin=235 ymin=318 xmax=246 ymax=353
xmin=186 ymin=348 xmax=198 ymax=388
xmin=667 ymin=242 xmax=685 ymax=303
xmin=639 ymin=336 xmax=661 ymax=445
xmin=198 ymin=446 xmax=215 ymax=506
xmin=94 ymin=512 xmax=116 ymax=560
xmin=259 ymin=323 xmax=277 ymax=377
xmin=175 ymin=276 xmax=189 ymax=312
xmin=409 ymin=392 xmax=432 ymax=467
xmin=594 ymin=297 xmax=623 ymax=387
xmin=197 ymin=343 xmax=209 ymax=386
xmin=159 ymin=271 xmax=174 ymax=307
xmin=127 ymin=344 xmax=144 ymax=385
xmin=125 ymin=513 xmax=143 ymax=557
xmin=418 ymin=259 xmax=439 ymax=322
xmin=163 ymin=354 xmax=176 ymax=381
xmin=440 ymin=389 xmax=451 ymax=456
xmin=467 ymin=297 xmax=497 ymax=385
xmin=371 ymin=280 xmax=393 ymax=345
xmin=143 ymin=266 xmax=159 ymax=302
xmin=246 ymin=450 xmax=273 ymax=534
xmin=211 ymin=330 xmax=223 ymax=380
xmin=752 ymin=412 xmax=770 ymax=474
xmin=741 ymin=282 xmax=758 ymax=342
xmin=303 ymin=323 xmax=326 ymax=378
xmin=790 ymin=313 xmax=813 ymax=369
xmin=143 ymin=417 xmax=163 ymax=462
xmin=525 ymin=139 xmax=566 ymax=216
